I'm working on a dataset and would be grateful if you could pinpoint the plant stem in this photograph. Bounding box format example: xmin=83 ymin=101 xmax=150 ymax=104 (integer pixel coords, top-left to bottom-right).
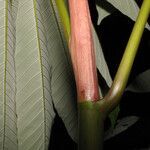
xmin=55 ymin=0 xmax=150 ymax=149
xmin=55 ymin=0 xmax=70 ymax=42
xmin=78 ymin=102 xmax=104 ymax=150
xmin=103 ymin=0 xmax=150 ymax=113
xmin=56 ymin=0 xmax=100 ymax=102
xmin=69 ymin=0 xmax=100 ymax=102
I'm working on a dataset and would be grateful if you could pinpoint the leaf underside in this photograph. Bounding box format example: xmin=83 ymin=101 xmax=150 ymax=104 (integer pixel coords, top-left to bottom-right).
xmin=0 ymin=1 xmax=17 ymax=149
xmin=0 ymin=0 xmax=77 ymax=149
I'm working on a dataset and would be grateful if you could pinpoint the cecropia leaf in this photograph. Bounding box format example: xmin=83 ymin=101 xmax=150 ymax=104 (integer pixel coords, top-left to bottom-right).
xmin=45 ymin=0 xmax=78 ymax=142
xmin=15 ymin=1 xmax=77 ymax=149
xmin=0 ymin=0 xmax=17 ymax=149
xmin=15 ymin=0 xmax=55 ymax=149
xmin=96 ymin=0 xmax=150 ymax=29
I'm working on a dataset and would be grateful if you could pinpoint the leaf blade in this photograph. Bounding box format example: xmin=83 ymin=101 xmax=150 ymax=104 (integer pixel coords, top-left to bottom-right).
xmin=15 ymin=0 xmax=55 ymax=149
xmin=0 ymin=1 xmax=18 ymax=149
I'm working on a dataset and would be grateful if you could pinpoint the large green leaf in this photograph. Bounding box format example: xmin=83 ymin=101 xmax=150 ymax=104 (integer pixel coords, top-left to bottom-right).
xmin=46 ymin=0 xmax=77 ymax=142
xmin=15 ymin=0 xmax=55 ymax=149
xmin=96 ymin=0 xmax=149 ymax=25
xmin=0 ymin=1 xmax=77 ymax=149
xmin=15 ymin=0 xmax=77 ymax=149
xmin=0 ymin=0 xmax=17 ymax=149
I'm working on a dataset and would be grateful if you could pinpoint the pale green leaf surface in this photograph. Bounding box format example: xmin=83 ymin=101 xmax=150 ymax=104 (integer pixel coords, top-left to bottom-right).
xmin=42 ymin=0 xmax=77 ymax=142
xmin=15 ymin=0 xmax=78 ymax=149
xmin=96 ymin=0 xmax=150 ymax=29
xmin=96 ymin=0 xmax=139 ymax=24
xmin=11 ymin=0 xmax=19 ymax=23
xmin=0 ymin=1 xmax=17 ymax=149
xmin=15 ymin=0 xmax=55 ymax=149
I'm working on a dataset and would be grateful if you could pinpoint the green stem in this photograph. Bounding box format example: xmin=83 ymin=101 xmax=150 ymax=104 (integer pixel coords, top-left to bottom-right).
xmin=103 ymin=0 xmax=150 ymax=113
xmin=78 ymin=102 xmax=104 ymax=150
xmin=55 ymin=0 xmax=70 ymax=42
